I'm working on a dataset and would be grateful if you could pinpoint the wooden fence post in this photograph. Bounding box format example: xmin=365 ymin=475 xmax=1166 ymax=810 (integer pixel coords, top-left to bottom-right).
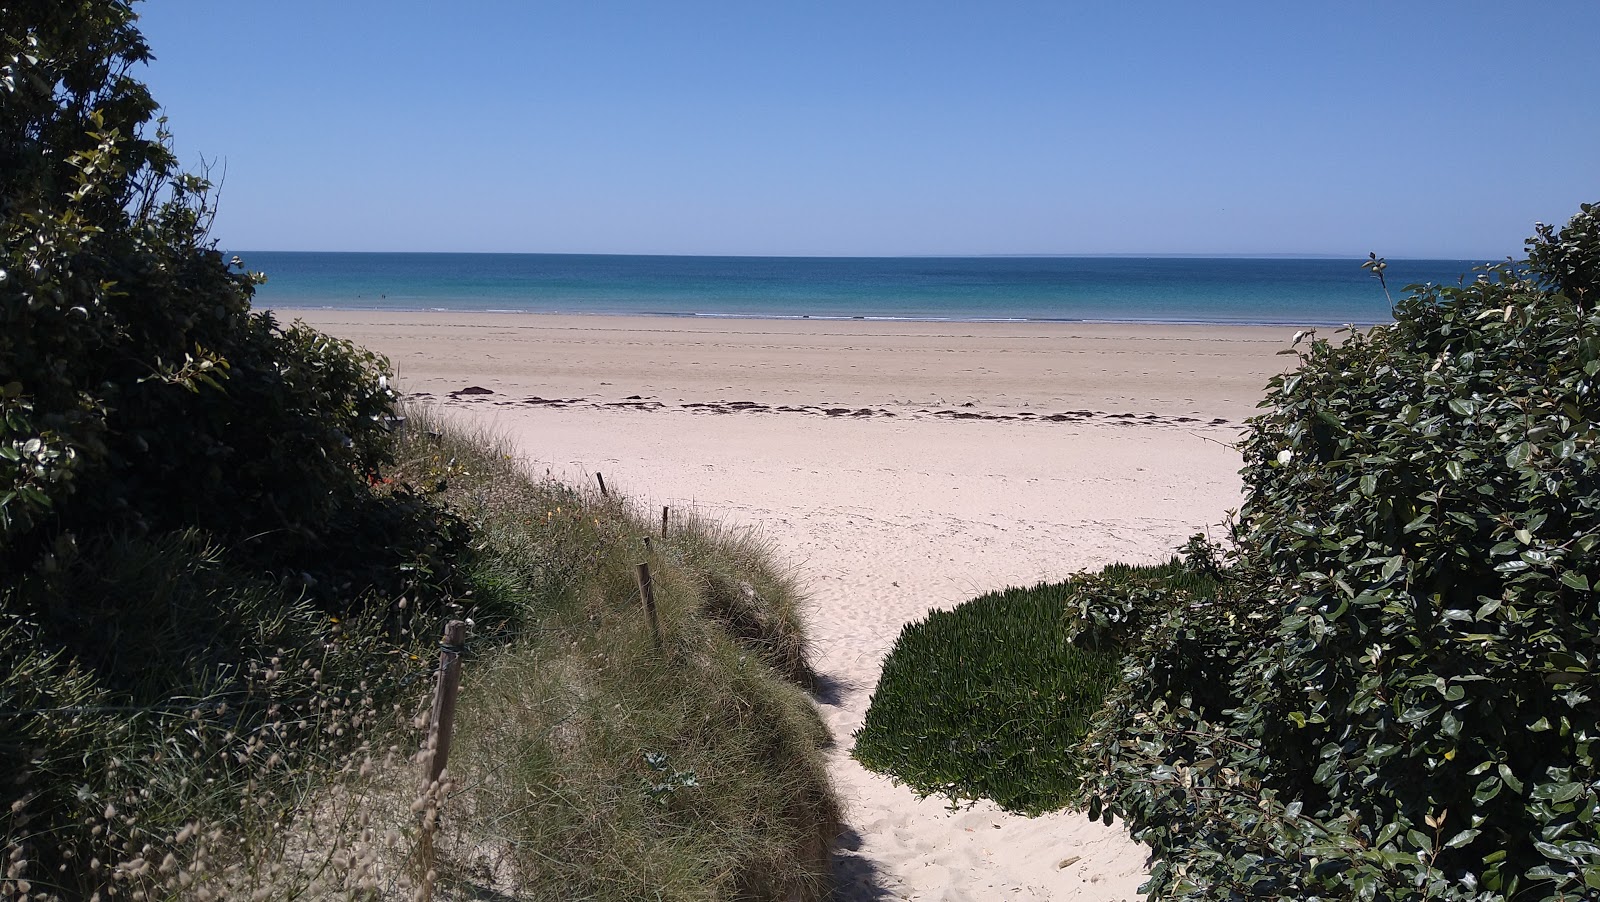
xmin=661 ymin=505 xmax=669 ymax=537
xmin=416 ymin=619 xmax=467 ymax=899
xmin=596 ymin=472 xmax=609 ymax=497
xmin=423 ymin=620 xmax=468 ymax=785
xmin=635 ymin=562 xmax=664 ymax=648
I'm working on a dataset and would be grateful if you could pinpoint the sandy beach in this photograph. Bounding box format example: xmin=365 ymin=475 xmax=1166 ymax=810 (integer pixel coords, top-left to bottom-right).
xmin=292 ymin=310 xmax=1298 ymax=901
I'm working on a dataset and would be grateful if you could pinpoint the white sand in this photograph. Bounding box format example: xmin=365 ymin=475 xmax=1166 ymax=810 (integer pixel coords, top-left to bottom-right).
xmin=292 ymin=311 xmax=1293 ymax=900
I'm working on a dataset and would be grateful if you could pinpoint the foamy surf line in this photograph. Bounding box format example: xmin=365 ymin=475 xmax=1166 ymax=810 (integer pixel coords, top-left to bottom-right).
xmin=264 ymin=302 xmax=1386 ymax=328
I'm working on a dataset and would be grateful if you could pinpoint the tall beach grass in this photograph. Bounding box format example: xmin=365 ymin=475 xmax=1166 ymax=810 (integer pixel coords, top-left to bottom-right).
xmin=394 ymin=410 xmax=839 ymax=901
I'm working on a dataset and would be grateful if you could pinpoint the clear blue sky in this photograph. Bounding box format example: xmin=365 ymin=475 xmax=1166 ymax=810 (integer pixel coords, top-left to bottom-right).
xmin=134 ymin=1 xmax=1598 ymax=258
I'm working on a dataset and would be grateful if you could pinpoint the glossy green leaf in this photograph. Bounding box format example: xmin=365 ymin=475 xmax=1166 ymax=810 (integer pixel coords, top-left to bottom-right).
xmin=1506 ymin=442 xmax=1535 ymax=468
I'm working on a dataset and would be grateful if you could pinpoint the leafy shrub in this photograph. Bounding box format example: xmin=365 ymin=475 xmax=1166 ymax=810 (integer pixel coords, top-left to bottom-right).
xmin=1080 ymin=205 xmax=1600 ymax=900
xmin=2 ymin=3 xmax=475 ymax=896
xmin=853 ymin=560 xmax=1217 ymax=814
xmin=1 ymin=0 xmax=464 ymax=610
xmin=1527 ymin=201 xmax=1600 ymax=305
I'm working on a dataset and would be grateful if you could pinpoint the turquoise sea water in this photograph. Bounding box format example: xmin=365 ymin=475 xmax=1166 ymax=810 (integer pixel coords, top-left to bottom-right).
xmin=241 ymin=252 xmax=1487 ymax=326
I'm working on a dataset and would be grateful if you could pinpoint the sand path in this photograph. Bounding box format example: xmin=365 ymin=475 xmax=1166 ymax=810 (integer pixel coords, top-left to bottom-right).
xmin=291 ymin=312 xmax=1288 ymax=900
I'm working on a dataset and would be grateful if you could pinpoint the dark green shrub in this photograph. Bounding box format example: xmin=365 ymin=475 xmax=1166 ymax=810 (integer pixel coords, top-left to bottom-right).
xmin=1528 ymin=201 xmax=1600 ymax=306
xmin=1 ymin=2 xmax=474 ymax=892
xmin=1081 ymin=205 xmax=1600 ymax=900
xmin=1 ymin=0 xmax=465 ymax=610
xmin=853 ymin=560 xmax=1217 ymax=814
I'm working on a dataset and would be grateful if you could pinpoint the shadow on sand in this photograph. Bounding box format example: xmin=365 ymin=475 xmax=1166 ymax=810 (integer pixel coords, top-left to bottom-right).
xmin=810 ymin=669 xmax=857 ymax=709
xmin=831 ymin=826 xmax=896 ymax=900
xmin=811 ymin=672 xmax=896 ymax=899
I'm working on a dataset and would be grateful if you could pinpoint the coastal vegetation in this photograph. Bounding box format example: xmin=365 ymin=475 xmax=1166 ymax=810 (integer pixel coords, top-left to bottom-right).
xmin=1 ymin=2 xmax=837 ymax=899
xmin=858 ymin=203 xmax=1600 ymax=900
xmin=389 ymin=417 xmax=839 ymax=901
xmin=852 ymin=560 xmax=1216 ymax=815
xmin=15 ymin=1 xmax=1600 ymax=899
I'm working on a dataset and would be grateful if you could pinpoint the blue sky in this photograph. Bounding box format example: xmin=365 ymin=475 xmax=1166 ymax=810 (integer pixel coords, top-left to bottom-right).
xmin=135 ymin=1 xmax=1599 ymax=258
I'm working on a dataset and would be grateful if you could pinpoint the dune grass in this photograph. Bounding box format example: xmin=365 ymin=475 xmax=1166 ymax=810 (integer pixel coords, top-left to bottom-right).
xmin=0 ymin=407 xmax=838 ymax=901
xmin=0 ymin=524 xmax=443 ymax=900
xmin=389 ymin=411 xmax=838 ymax=901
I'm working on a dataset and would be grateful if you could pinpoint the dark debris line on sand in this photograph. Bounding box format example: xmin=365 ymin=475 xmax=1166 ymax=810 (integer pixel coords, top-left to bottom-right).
xmin=420 ymin=389 xmax=1231 ymax=428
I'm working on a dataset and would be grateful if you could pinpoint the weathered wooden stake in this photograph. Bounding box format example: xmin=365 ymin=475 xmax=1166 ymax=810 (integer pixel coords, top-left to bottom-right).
xmin=423 ymin=619 xmax=467 ymax=785
xmin=596 ymin=472 xmax=609 ymax=497
xmin=417 ymin=619 xmax=467 ymax=900
xmin=635 ymin=562 xmax=664 ymax=647
xmin=662 ymin=505 xmax=670 ymax=537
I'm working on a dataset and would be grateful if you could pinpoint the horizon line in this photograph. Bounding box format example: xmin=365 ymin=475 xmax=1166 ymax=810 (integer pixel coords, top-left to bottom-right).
xmin=226 ymin=249 xmax=1500 ymax=262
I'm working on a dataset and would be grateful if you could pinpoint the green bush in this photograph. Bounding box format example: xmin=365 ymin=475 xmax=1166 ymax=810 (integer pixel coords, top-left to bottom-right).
xmin=853 ymin=560 xmax=1217 ymax=814
xmin=1527 ymin=201 xmax=1600 ymax=305
xmin=1 ymin=0 xmax=461 ymax=609
xmin=2 ymin=3 xmax=472 ymax=894
xmin=1080 ymin=205 xmax=1600 ymax=900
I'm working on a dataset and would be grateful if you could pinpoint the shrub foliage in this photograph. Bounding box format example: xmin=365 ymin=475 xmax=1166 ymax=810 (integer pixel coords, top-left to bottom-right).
xmin=1080 ymin=205 xmax=1600 ymax=900
xmin=0 ymin=0 xmax=460 ymax=603
xmin=1 ymin=1 xmax=468 ymax=892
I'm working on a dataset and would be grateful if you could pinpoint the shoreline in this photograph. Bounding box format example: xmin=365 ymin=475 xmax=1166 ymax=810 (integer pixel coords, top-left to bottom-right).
xmin=267 ymin=302 xmax=1388 ymax=329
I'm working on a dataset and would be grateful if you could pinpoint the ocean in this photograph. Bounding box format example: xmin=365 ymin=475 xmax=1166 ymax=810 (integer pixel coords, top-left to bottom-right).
xmin=239 ymin=252 xmax=1488 ymax=326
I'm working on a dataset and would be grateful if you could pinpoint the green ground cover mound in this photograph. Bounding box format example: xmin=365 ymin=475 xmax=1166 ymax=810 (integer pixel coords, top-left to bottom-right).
xmin=1080 ymin=206 xmax=1600 ymax=901
xmin=852 ymin=559 xmax=1219 ymax=814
